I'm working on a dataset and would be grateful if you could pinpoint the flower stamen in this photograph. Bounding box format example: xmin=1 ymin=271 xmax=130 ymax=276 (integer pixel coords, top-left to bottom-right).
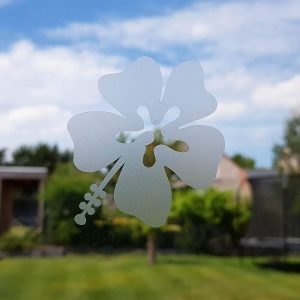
xmin=74 ymin=156 xmax=126 ymax=225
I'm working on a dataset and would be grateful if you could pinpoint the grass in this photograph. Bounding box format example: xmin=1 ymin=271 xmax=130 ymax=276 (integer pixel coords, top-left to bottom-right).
xmin=0 ymin=253 xmax=300 ymax=300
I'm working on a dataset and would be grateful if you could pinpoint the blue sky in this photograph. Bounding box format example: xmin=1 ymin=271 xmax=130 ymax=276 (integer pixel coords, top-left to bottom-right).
xmin=0 ymin=0 xmax=299 ymax=167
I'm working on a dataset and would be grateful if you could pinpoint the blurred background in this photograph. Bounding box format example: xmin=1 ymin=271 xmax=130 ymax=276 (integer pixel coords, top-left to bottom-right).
xmin=0 ymin=1 xmax=300 ymax=299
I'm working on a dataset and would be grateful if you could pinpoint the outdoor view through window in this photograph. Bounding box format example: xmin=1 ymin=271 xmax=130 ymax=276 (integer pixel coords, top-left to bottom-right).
xmin=0 ymin=1 xmax=299 ymax=300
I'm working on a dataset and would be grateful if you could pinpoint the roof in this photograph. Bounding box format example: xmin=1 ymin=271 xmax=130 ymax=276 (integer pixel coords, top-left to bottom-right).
xmin=171 ymin=155 xmax=248 ymax=190
xmin=0 ymin=166 xmax=48 ymax=180
xmin=246 ymin=169 xmax=279 ymax=179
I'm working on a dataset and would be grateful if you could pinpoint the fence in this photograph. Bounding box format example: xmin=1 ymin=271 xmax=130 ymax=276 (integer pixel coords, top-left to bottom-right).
xmin=240 ymin=171 xmax=300 ymax=256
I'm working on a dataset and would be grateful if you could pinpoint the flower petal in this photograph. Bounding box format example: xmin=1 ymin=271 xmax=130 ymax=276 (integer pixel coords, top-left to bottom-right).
xmin=99 ymin=57 xmax=162 ymax=126
xmin=156 ymin=125 xmax=224 ymax=189
xmin=161 ymin=61 xmax=216 ymax=128
xmin=114 ymin=139 xmax=172 ymax=227
xmin=68 ymin=111 xmax=129 ymax=172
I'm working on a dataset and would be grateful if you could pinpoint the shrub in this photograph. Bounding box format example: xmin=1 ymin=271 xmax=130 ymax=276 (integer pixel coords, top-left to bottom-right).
xmin=170 ymin=188 xmax=251 ymax=254
xmin=0 ymin=225 xmax=40 ymax=253
xmin=45 ymin=163 xmax=110 ymax=247
xmin=109 ymin=217 xmax=146 ymax=248
xmin=44 ymin=163 xmax=251 ymax=253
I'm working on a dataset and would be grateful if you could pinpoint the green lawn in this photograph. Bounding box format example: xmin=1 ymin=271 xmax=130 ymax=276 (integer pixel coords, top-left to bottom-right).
xmin=0 ymin=254 xmax=299 ymax=300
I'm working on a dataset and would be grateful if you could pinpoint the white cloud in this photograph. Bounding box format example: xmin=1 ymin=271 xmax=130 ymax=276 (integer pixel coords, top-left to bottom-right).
xmin=0 ymin=39 xmax=256 ymax=159
xmin=42 ymin=0 xmax=300 ymax=125
xmin=207 ymin=101 xmax=247 ymax=122
xmin=252 ymin=75 xmax=300 ymax=108
xmin=0 ymin=105 xmax=72 ymax=150
xmin=0 ymin=40 xmax=126 ymax=111
xmin=46 ymin=0 xmax=300 ymax=58
xmin=0 ymin=40 xmax=128 ymax=151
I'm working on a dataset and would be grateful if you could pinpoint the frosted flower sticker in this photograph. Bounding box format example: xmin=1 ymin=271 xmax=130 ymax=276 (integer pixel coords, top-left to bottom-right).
xmin=68 ymin=57 xmax=224 ymax=227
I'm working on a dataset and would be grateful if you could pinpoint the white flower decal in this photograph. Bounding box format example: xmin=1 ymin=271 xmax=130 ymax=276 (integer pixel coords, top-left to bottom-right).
xmin=68 ymin=57 xmax=224 ymax=227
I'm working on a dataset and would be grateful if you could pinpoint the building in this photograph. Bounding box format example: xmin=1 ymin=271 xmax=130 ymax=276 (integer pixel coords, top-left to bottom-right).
xmin=214 ymin=156 xmax=252 ymax=199
xmin=0 ymin=166 xmax=47 ymax=233
xmin=173 ymin=155 xmax=252 ymax=199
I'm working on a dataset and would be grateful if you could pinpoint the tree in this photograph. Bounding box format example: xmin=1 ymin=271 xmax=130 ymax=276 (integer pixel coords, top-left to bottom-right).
xmin=115 ymin=129 xmax=186 ymax=264
xmin=11 ymin=143 xmax=72 ymax=173
xmin=141 ymin=129 xmax=187 ymax=264
xmin=273 ymin=115 xmax=300 ymax=173
xmin=0 ymin=148 xmax=6 ymax=165
xmin=231 ymin=153 xmax=256 ymax=169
